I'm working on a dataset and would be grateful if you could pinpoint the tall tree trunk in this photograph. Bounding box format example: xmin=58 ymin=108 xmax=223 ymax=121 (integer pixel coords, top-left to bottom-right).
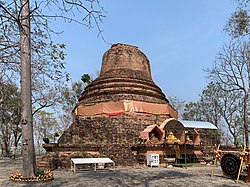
xmin=20 ymin=0 xmax=36 ymax=177
xmin=1 ymin=123 xmax=11 ymax=157
xmin=1 ymin=136 xmax=8 ymax=157
xmin=247 ymin=54 xmax=250 ymax=147
xmin=243 ymin=92 xmax=249 ymax=146
xmin=13 ymin=133 xmax=22 ymax=159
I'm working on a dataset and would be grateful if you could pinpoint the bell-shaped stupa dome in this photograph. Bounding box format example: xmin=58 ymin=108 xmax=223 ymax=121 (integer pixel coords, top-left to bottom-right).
xmin=79 ymin=43 xmax=169 ymax=105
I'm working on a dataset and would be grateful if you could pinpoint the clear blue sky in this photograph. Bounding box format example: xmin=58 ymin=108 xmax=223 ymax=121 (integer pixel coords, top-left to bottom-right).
xmin=52 ymin=1 xmax=236 ymax=102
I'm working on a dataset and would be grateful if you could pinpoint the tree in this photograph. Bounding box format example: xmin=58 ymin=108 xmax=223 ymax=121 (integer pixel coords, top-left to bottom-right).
xmin=33 ymin=111 xmax=58 ymax=155
xmin=219 ymin=88 xmax=244 ymax=146
xmin=59 ymin=82 xmax=83 ymax=130
xmin=199 ymin=82 xmax=222 ymax=128
xmin=0 ymin=1 xmax=69 ymax=115
xmin=182 ymin=84 xmax=222 ymax=124
xmin=182 ymin=102 xmax=200 ymax=121
xmin=19 ymin=0 xmax=36 ymax=177
xmin=224 ymin=0 xmax=250 ymax=39
xmin=185 ymin=82 xmax=246 ymax=146
xmin=0 ymin=81 xmax=21 ymax=157
xmin=0 ymin=0 xmax=105 ymax=177
xmin=207 ymin=0 xmax=250 ymax=146
xmin=207 ymin=41 xmax=250 ymax=146
xmin=0 ymin=1 xmax=68 ymax=171
xmin=225 ymin=9 xmax=250 ymax=38
xmin=182 ymin=83 xmax=223 ymax=145
xmin=59 ymin=73 xmax=95 ymax=130
xmin=198 ymin=82 xmax=245 ymax=146
xmin=168 ymin=96 xmax=185 ymax=119
xmin=81 ymin=74 xmax=92 ymax=84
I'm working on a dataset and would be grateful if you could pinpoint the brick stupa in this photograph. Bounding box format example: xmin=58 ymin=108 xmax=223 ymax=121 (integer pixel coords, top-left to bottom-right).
xmin=44 ymin=44 xmax=177 ymax=166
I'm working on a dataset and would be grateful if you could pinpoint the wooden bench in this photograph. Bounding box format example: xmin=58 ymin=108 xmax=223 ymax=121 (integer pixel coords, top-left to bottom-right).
xmin=71 ymin=158 xmax=115 ymax=172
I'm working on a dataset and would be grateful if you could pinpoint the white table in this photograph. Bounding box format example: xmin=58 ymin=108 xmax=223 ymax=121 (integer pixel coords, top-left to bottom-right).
xmin=71 ymin=158 xmax=115 ymax=172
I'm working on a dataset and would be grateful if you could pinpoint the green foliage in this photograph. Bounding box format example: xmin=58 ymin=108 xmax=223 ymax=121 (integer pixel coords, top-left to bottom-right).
xmin=0 ymin=0 xmax=106 ymax=177
xmin=0 ymin=82 xmax=21 ymax=123
xmin=168 ymin=96 xmax=185 ymax=109
xmin=33 ymin=110 xmax=59 ymax=154
xmin=182 ymin=83 xmax=224 ymax=144
xmin=168 ymin=96 xmax=185 ymax=118
xmin=35 ymin=169 xmax=45 ymax=176
xmin=224 ymin=0 xmax=250 ymax=39
xmin=182 ymin=102 xmax=199 ymax=121
xmin=183 ymin=81 xmax=246 ymax=146
xmin=207 ymin=37 xmax=250 ymax=145
xmin=81 ymin=74 xmax=91 ymax=84
xmin=59 ymin=73 xmax=95 ymax=130
xmin=0 ymin=2 xmax=70 ymax=116
xmin=225 ymin=9 xmax=250 ymax=38
xmin=172 ymin=163 xmax=193 ymax=167
xmin=0 ymin=81 xmax=21 ymax=157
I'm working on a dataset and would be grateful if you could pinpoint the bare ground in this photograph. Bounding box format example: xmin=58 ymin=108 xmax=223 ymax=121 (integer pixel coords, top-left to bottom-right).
xmin=0 ymin=159 xmax=250 ymax=187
